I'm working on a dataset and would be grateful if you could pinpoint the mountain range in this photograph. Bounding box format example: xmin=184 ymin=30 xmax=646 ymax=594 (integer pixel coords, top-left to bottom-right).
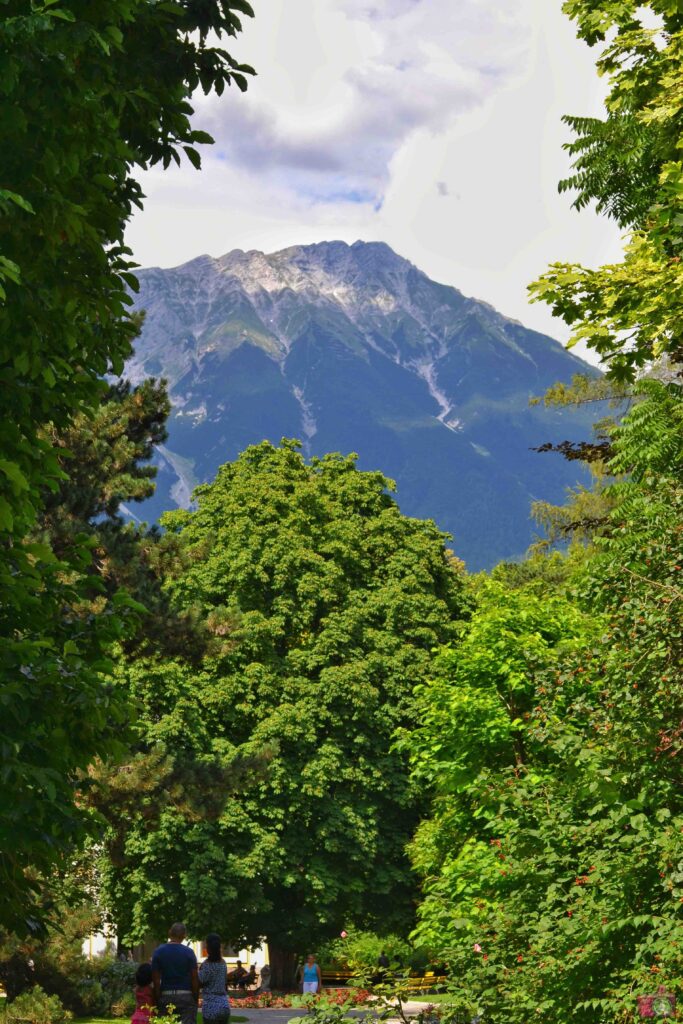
xmin=127 ymin=240 xmax=596 ymax=570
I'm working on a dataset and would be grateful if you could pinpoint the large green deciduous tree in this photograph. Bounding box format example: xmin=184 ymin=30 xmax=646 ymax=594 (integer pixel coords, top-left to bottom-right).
xmin=530 ymin=1 xmax=683 ymax=380
xmin=407 ymin=3 xmax=683 ymax=1015
xmin=100 ymin=440 xmax=468 ymax=982
xmin=0 ymin=0 xmax=253 ymax=929
xmin=408 ymin=380 xmax=683 ymax=1024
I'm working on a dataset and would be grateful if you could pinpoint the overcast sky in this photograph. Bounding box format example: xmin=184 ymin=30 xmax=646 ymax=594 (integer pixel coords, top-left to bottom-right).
xmin=126 ymin=0 xmax=623 ymax=361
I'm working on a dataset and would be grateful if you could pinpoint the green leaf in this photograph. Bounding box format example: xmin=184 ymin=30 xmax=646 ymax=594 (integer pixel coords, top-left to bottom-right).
xmin=0 ymin=189 xmax=35 ymax=215
xmin=183 ymin=146 xmax=202 ymax=169
xmin=0 ymin=496 xmax=14 ymax=530
xmin=0 ymin=460 xmax=29 ymax=493
xmin=46 ymin=8 xmax=77 ymax=21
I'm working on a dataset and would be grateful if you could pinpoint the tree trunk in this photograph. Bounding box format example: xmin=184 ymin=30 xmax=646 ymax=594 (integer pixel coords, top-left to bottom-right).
xmin=267 ymin=943 xmax=299 ymax=991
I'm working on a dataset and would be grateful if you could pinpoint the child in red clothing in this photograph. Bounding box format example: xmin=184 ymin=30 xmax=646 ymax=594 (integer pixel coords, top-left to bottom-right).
xmin=131 ymin=963 xmax=155 ymax=1024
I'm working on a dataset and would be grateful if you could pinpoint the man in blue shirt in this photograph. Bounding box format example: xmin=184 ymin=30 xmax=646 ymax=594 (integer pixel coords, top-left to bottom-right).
xmin=152 ymin=922 xmax=199 ymax=1024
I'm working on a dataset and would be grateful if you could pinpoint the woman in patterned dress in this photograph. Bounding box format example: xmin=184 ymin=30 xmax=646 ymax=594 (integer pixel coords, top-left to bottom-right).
xmin=199 ymin=934 xmax=230 ymax=1024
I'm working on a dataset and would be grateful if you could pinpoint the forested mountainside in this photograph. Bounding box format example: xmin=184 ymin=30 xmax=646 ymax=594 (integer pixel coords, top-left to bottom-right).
xmin=129 ymin=240 xmax=596 ymax=569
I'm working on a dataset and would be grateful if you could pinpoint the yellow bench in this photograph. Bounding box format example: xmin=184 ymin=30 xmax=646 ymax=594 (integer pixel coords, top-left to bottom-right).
xmin=406 ymin=972 xmax=447 ymax=994
xmin=319 ymin=969 xmax=447 ymax=993
xmin=321 ymin=969 xmax=354 ymax=985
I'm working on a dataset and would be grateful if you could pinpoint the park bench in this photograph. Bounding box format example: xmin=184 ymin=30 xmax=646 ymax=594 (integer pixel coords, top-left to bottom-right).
xmin=320 ymin=968 xmax=447 ymax=994
xmin=321 ymin=968 xmax=353 ymax=986
xmin=406 ymin=972 xmax=447 ymax=995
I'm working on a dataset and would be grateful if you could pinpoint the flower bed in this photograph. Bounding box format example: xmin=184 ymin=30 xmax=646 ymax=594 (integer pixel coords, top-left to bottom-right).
xmin=321 ymin=989 xmax=370 ymax=1007
xmin=231 ymin=989 xmax=371 ymax=1009
xmin=229 ymin=993 xmax=290 ymax=1010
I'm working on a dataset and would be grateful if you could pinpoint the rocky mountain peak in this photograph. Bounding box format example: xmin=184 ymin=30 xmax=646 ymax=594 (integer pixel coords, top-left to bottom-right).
xmin=128 ymin=240 xmax=596 ymax=569
xmin=205 ymin=239 xmax=420 ymax=315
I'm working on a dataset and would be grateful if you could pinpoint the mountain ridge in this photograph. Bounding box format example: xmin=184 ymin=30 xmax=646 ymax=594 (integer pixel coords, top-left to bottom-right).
xmin=128 ymin=240 xmax=596 ymax=569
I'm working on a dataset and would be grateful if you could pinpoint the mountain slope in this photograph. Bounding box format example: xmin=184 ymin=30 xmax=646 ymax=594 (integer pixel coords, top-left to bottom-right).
xmin=128 ymin=240 xmax=597 ymax=569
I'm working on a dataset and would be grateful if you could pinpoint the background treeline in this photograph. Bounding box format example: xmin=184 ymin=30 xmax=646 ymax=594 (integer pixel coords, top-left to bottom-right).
xmin=1 ymin=2 xmax=683 ymax=1024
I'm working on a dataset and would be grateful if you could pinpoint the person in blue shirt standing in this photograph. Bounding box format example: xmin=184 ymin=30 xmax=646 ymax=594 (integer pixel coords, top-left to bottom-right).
xmin=302 ymin=954 xmax=322 ymax=994
xmin=151 ymin=922 xmax=199 ymax=1024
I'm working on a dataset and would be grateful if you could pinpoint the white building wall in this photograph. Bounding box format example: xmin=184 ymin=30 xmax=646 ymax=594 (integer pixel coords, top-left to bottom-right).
xmin=82 ymin=930 xmax=117 ymax=959
xmin=82 ymin=932 xmax=268 ymax=970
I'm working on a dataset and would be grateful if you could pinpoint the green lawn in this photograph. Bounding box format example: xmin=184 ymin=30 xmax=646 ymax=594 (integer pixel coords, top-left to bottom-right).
xmin=408 ymin=992 xmax=454 ymax=1004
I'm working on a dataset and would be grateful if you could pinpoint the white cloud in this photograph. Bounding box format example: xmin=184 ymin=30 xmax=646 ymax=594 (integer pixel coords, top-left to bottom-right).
xmin=126 ymin=0 xmax=622 ymax=363
xmin=191 ymin=0 xmax=532 ymax=204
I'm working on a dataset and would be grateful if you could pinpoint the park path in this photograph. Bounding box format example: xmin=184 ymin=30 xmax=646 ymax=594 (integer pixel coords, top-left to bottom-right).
xmin=232 ymin=1001 xmax=432 ymax=1024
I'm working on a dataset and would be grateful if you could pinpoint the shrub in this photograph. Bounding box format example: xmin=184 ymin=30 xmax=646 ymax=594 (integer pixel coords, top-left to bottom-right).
xmin=92 ymin=958 xmax=137 ymax=1011
xmin=287 ymin=994 xmax=351 ymax=1024
xmin=322 ymin=930 xmax=413 ymax=973
xmin=75 ymin=979 xmax=107 ymax=1016
xmin=0 ymin=902 xmax=113 ymax=1014
xmin=21 ymin=953 xmax=136 ymax=1017
xmin=37 ymin=954 xmax=138 ymax=1016
xmin=6 ymin=986 xmax=72 ymax=1024
xmin=110 ymin=991 xmax=137 ymax=1018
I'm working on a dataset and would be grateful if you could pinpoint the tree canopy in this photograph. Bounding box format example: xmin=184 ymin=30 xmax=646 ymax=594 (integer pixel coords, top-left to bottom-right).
xmin=407 ymin=379 xmax=683 ymax=1024
xmin=98 ymin=440 xmax=469 ymax=974
xmin=530 ymin=1 xmax=683 ymax=379
xmin=402 ymin=3 xmax=683 ymax=1001
xmin=401 ymin=4 xmax=683 ymax=1019
xmin=0 ymin=0 xmax=253 ymax=929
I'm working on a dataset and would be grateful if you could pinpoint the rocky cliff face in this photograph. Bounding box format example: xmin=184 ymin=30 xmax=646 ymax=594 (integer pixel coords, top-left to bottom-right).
xmin=128 ymin=240 xmax=596 ymax=569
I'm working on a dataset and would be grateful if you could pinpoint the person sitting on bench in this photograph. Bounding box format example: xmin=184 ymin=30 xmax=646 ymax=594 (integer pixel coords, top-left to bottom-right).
xmin=227 ymin=962 xmax=248 ymax=988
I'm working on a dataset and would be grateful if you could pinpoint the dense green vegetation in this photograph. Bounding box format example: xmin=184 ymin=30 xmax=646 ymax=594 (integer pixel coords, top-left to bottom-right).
xmin=96 ymin=441 xmax=468 ymax=983
xmin=0 ymin=0 xmax=254 ymax=929
xmin=531 ymin=0 xmax=683 ymax=380
xmin=399 ymin=1 xmax=683 ymax=1018
xmin=407 ymin=380 xmax=683 ymax=1023
xmin=2 ymin=1 xmax=683 ymax=1023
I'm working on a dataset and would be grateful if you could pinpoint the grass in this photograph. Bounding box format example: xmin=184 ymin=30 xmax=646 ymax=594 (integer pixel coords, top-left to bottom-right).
xmin=72 ymin=1018 xmax=115 ymax=1024
xmin=408 ymin=993 xmax=454 ymax=1004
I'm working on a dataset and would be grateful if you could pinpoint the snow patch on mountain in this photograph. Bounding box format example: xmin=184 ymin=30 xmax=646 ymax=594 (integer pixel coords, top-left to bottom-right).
xmin=156 ymin=445 xmax=198 ymax=509
xmin=412 ymin=358 xmax=462 ymax=432
xmin=176 ymin=403 xmax=207 ymax=424
xmin=292 ymin=386 xmax=318 ymax=451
